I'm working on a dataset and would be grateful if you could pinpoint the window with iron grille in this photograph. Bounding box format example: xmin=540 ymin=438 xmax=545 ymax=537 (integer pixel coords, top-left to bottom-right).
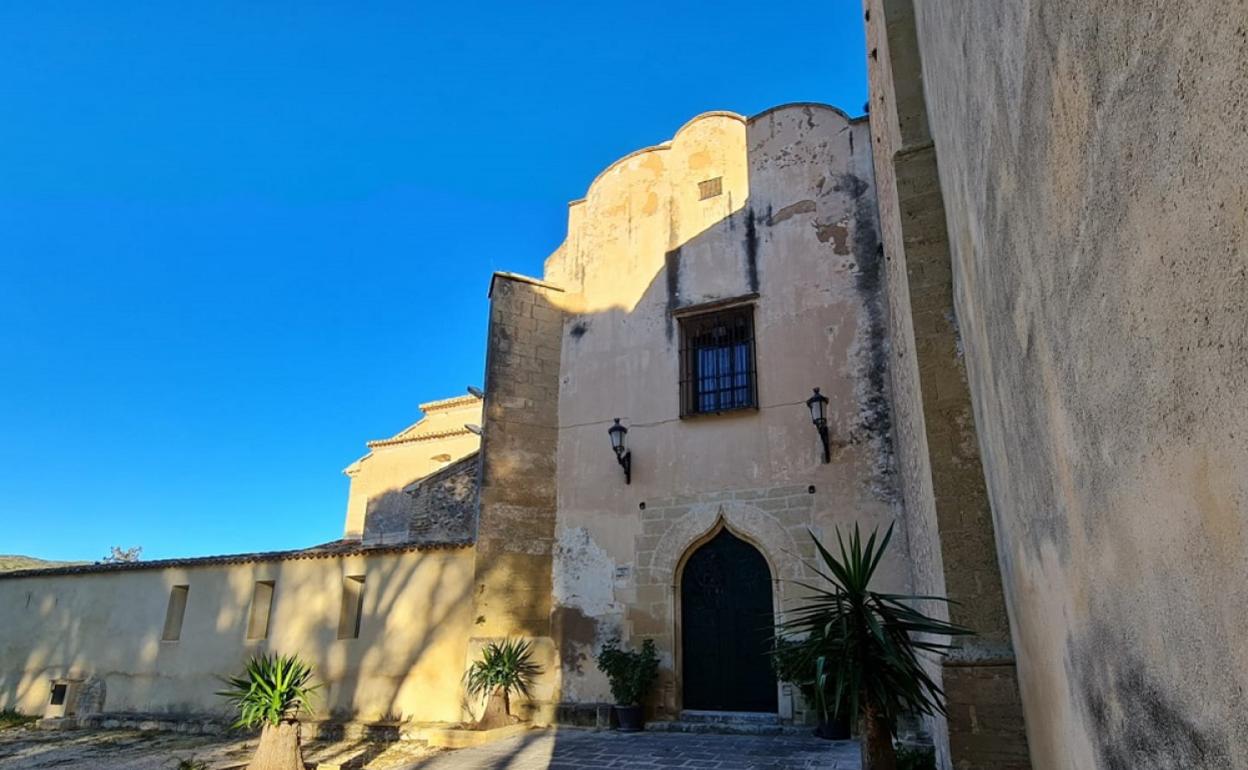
xmin=679 ymin=306 xmax=758 ymax=417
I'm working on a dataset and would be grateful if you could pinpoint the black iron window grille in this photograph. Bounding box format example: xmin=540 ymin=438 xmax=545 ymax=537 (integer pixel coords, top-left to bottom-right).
xmin=679 ymin=305 xmax=758 ymax=417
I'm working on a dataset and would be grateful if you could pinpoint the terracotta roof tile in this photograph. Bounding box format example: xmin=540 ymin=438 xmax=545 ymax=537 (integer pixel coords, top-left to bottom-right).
xmin=0 ymin=538 xmax=472 ymax=580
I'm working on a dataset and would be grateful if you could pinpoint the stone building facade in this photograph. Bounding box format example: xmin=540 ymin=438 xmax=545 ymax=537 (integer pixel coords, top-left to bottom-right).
xmin=2 ymin=8 xmax=1242 ymax=761
xmin=865 ymin=1 xmax=1248 ymax=768
xmin=525 ymin=106 xmax=906 ymax=721
xmin=0 ymin=103 xmax=1021 ymax=768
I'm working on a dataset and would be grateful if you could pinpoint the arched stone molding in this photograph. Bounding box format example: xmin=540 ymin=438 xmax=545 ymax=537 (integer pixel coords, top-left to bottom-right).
xmin=653 ymin=500 xmax=806 ymax=587
xmin=628 ymin=490 xmax=820 ymax=717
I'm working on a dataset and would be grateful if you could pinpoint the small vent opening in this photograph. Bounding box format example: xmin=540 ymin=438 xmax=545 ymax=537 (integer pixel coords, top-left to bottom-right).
xmin=698 ymin=177 xmax=723 ymax=200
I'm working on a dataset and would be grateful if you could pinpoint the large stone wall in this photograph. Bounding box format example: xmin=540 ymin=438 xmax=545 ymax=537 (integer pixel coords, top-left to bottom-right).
xmin=343 ymin=396 xmax=482 ymax=540
xmin=362 ymin=452 xmax=478 ymax=545
xmin=471 ymin=273 xmax=566 ymax=722
xmin=540 ymin=105 xmax=909 ymax=716
xmin=893 ymin=1 xmax=1248 ymax=767
xmin=0 ymin=548 xmax=475 ymax=723
xmin=864 ymin=2 xmax=1030 ymax=767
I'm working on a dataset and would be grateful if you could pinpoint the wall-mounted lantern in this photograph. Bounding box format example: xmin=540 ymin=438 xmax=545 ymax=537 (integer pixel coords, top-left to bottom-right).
xmin=608 ymin=418 xmax=632 ymax=484
xmin=806 ymin=388 xmax=831 ymax=463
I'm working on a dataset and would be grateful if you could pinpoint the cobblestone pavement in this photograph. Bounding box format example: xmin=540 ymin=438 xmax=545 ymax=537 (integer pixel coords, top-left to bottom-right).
xmin=401 ymin=728 xmax=860 ymax=770
xmin=0 ymin=726 xmax=437 ymax=769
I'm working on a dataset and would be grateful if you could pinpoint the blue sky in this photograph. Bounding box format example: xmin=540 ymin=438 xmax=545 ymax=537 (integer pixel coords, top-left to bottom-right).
xmin=0 ymin=1 xmax=868 ymax=561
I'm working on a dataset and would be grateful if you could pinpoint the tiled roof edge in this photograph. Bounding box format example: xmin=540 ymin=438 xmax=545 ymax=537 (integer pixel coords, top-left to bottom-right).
xmin=366 ymin=427 xmax=474 ymax=448
xmin=0 ymin=539 xmax=474 ymax=580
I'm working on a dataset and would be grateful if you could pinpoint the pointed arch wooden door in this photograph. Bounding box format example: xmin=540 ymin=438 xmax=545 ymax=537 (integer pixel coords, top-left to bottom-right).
xmin=680 ymin=528 xmax=778 ymax=712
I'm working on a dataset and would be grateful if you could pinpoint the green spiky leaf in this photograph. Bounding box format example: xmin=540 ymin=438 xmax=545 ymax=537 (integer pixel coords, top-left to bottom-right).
xmin=216 ymin=654 xmax=320 ymax=729
xmin=774 ymin=523 xmax=972 ymax=734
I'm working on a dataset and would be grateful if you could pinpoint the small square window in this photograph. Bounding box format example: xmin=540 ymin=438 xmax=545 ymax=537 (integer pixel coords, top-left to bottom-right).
xmin=246 ymin=581 xmax=275 ymax=641
xmin=679 ymin=306 xmax=758 ymax=417
xmin=162 ymin=585 xmax=189 ymax=642
xmin=698 ymin=177 xmax=723 ymax=200
xmin=337 ymin=575 xmax=366 ymax=640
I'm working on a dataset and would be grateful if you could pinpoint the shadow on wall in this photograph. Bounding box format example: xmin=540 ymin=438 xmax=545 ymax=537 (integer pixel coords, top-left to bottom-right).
xmin=1 ymin=548 xmax=477 ymax=726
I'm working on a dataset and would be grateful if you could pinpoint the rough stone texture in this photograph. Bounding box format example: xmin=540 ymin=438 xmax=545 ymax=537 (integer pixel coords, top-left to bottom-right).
xmin=406 ymin=453 xmax=479 ymax=541
xmin=893 ymin=1 xmax=1248 ymax=767
xmin=943 ymin=663 xmax=1030 ymax=770
xmin=472 ymin=274 xmax=567 ymax=723
xmin=344 ymin=396 xmax=482 ymax=540
xmin=363 ymin=452 xmax=479 ymax=545
xmin=864 ymin=2 xmax=1029 ymax=767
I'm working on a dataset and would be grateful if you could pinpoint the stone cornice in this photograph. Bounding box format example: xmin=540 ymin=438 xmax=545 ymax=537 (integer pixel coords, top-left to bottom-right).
xmin=365 ymin=427 xmax=474 ymax=449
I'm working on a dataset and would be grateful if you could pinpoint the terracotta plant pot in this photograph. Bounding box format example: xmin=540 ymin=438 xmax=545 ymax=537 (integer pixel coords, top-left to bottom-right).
xmin=614 ymin=704 xmax=644 ymax=732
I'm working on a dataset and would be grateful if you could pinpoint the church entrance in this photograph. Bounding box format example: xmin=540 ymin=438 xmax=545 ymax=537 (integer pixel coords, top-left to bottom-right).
xmin=680 ymin=528 xmax=778 ymax=712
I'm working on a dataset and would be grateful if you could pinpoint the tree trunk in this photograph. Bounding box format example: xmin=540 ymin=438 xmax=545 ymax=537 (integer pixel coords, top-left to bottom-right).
xmin=247 ymin=721 xmax=304 ymax=770
xmin=860 ymin=704 xmax=897 ymax=770
xmin=475 ymin=688 xmax=513 ymax=730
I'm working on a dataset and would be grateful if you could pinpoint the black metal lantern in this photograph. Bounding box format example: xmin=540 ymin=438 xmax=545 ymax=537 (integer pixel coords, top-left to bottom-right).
xmin=806 ymin=387 xmax=831 ymax=463
xmin=608 ymin=418 xmax=632 ymax=484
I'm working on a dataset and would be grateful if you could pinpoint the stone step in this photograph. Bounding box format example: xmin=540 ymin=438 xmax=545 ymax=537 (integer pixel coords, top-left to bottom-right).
xmin=680 ymin=710 xmax=781 ymax=725
xmin=646 ymin=719 xmax=811 ymax=737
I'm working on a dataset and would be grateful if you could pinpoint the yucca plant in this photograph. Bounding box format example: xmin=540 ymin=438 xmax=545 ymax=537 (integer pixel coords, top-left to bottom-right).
xmin=781 ymin=524 xmax=970 ymax=770
xmin=464 ymin=638 xmax=542 ymax=728
xmin=217 ymin=654 xmax=320 ymax=770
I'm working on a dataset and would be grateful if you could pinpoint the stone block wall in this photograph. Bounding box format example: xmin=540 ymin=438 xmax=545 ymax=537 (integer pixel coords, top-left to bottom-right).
xmin=864 ymin=1 xmax=1030 ymax=767
xmin=944 ymin=662 xmax=1031 ymax=770
xmin=471 ymin=272 xmax=566 ymax=722
xmin=406 ymin=453 xmax=478 ymax=541
xmin=362 ymin=452 xmax=479 ymax=545
xmin=630 ymin=485 xmax=819 ymax=719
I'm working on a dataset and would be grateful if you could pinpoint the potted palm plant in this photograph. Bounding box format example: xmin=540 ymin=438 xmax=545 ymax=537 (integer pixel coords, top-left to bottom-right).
xmin=595 ymin=637 xmax=659 ymax=732
xmin=464 ymin=638 xmax=543 ymax=730
xmin=771 ymin=635 xmax=852 ymax=739
xmin=217 ymin=653 xmax=319 ymax=770
xmin=783 ymin=524 xmax=970 ymax=770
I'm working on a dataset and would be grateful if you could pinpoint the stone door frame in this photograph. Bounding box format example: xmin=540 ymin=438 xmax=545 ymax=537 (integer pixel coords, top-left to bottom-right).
xmin=637 ymin=492 xmax=815 ymax=717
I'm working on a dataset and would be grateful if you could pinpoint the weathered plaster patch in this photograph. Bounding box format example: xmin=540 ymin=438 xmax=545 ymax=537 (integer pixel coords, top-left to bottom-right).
xmin=769 ymin=199 xmax=816 ymax=225
xmin=552 ymin=526 xmax=620 ymax=617
xmin=552 ymin=526 xmax=625 ymax=697
xmin=814 ymin=220 xmax=852 ymax=254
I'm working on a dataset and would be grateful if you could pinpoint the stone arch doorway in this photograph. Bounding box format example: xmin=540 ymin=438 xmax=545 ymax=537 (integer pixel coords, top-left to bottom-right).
xmin=679 ymin=527 xmax=778 ymax=712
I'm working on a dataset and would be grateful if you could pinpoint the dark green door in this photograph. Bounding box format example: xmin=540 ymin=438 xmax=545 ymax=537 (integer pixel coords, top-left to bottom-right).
xmin=680 ymin=528 xmax=778 ymax=712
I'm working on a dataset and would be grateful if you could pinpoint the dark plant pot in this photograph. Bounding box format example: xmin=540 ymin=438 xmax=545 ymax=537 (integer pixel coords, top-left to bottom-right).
xmin=814 ymin=715 xmax=852 ymax=740
xmin=614 ymin=704 xmax=644 ymax=732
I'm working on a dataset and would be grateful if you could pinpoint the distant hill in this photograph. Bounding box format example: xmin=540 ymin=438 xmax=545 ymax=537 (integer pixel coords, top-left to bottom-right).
xmin=0 ymin=555 xmax=85 ymax=572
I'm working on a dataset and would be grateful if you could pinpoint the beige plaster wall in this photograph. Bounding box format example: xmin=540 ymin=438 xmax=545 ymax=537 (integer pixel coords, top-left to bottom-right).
xmin=343 ymin=396 xmax=482 ymax=539
xmin=0 ymin=548 xmax=475 ymax=724
xmin=541 ymin=105 xmax=910 ymax=714
xmin=863 ymin=2 xmax=1031 ymax=767
xmin=906 ymin=2 xmax=1248 ymax=767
